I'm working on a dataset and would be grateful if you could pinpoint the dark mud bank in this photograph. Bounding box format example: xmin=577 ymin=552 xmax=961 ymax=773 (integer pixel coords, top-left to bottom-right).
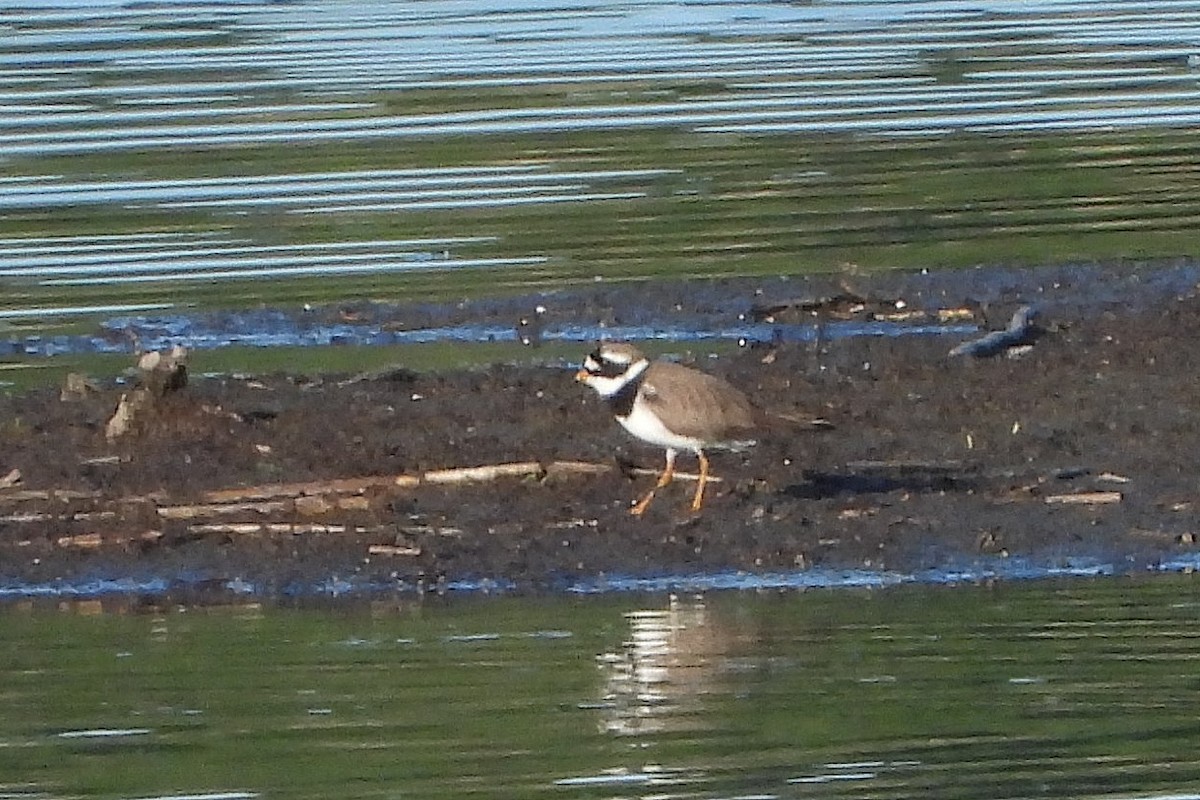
xmin=3 ymin=262 xmax=1200 ymax=600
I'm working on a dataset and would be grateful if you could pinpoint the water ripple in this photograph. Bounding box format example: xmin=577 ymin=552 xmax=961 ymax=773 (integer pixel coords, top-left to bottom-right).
xmin=0 ymin=552 xmax=1195 ymax=600
xmin=5 ymin=314 xmax=974 ymax=357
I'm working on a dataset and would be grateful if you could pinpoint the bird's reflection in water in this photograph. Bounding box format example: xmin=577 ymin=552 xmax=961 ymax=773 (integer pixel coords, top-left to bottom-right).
xmin=595 ymin=595 xmax=743 ymax=737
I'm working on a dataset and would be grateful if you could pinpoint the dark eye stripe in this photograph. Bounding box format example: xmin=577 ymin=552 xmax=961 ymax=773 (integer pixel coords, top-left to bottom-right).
xmin=582 ymin=351 xmax=630 ymax=380
xmin=595 ymin=361 xmax=629 ymax=379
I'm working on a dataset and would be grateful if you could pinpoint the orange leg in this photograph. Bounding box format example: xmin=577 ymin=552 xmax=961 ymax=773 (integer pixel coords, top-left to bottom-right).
xmin=631 ymin=449 xmax=676 ymax=516
xmin=690 ymin=450 xmax=710 ymax=512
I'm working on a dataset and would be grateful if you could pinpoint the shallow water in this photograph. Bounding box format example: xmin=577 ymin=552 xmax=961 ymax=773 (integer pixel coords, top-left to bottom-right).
xmin=5 ymin=7 xmax=1200 ymax=790
xmin=7 ymin=308 xmax=980 ymax=357
xmin=5 ymin=0 xmax=1200 ymax=344
xmin=3 ymin=576 xmax=1200 ymax=799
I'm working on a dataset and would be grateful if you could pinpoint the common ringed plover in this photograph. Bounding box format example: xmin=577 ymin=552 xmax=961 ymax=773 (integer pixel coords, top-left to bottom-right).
xmin=575 ymin=342 xmax=764 ymax=516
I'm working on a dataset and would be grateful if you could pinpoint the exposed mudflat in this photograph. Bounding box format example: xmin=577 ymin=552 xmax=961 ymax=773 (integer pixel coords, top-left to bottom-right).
xmin=3 ymin=262 xmax=1199 ymax=599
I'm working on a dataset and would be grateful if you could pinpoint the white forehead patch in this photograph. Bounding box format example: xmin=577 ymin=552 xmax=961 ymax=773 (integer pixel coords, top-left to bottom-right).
xmin=599 ymin=345 xmax=636 ymax=365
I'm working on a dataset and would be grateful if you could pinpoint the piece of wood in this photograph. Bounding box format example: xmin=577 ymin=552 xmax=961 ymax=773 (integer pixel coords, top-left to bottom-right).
xmin=0 ymin=513 xmax=55 ymax=523
xmin=937 ymin=307 xmax=975 ymax=322
xmin=79 ymin=455 xmax=123 ymax=466
xmin=367 ymin=544 xmax=422 ymax=557
xmin=543 ymin=460 xmax=613 ymax=478
xmin=253 ymin=492 xmax=371 ymax=515
xmin=157 ymin=501 xmax=289 ymax=520
xmin=5 ymin=510 xmax=140 ymax=524
xmin=949 ymin=305 xmax=1041 ymax=358
xmin=0 ymin=488 xmax=104 ymax=503
xmin=202 ymin=460 xmax=615 ymax=498
xmin=202 ymin=474 xmax=419 ymax=503
xmin=397 ymin=525 xmax=464 ymax=536
xmin=188 ymin=523 xmax=377 ymax=535
xmin=57 ymin=533 xmax=103 ymax=549
xmin=1044 ymin=491 xmax=1123 ymax=505
xmin=423 ymin=461 xmax=545 ymax=484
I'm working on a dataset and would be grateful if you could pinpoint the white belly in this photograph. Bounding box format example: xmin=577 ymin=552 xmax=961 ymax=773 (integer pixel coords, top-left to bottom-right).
xmin=617 ymin=402 xmax=705 ymax=453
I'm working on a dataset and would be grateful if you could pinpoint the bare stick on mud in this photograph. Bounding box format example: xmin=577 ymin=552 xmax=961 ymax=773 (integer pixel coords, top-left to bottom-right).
xmin=1044 ymin=491 xmax=1123 ymax=505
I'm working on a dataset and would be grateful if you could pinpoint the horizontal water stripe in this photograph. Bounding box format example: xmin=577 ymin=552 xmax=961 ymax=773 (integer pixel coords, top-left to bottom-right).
xmin=3 ymin=319 xmax=977 ymax=357
xmin=1 ymin=551 xmax=1196 ymax=600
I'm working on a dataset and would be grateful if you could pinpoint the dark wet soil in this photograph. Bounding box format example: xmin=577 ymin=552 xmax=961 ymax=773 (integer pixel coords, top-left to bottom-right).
xmin=3 ymin=262 xmax=1200 ymax=597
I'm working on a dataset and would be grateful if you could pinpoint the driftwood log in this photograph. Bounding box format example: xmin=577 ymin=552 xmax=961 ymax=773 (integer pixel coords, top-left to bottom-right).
xmin=949 ymin=305 xmax=1041 ymax=358
xmin=1044 ymin=491 xmax=1124 ymax=506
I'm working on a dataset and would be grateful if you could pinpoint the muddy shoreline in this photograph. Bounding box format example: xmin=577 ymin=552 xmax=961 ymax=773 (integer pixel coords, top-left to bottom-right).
xmin=3 ymin=262 xmax=1199 ymax=599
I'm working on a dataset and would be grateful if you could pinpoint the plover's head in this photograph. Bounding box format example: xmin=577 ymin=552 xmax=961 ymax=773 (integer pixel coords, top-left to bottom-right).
xmin=574 ymin=342 xmax=649 ymax=397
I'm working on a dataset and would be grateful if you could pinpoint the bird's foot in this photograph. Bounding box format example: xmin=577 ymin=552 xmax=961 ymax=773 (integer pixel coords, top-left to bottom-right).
xmin=630 ymin=493 xmax=655 ymax=516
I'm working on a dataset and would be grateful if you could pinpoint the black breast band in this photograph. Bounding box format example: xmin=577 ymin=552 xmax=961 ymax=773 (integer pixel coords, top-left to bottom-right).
xmin=607 ymin=370 xmax=644 ymax=418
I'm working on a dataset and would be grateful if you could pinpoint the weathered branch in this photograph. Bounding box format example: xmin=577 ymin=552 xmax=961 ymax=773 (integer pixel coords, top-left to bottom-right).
xmin=202 ymin=475 xmax=420 ymax=504
xmin=1044 ymin=491 xmax=1123 ymax=505
xmin=188 ymin=522 xmax=378 ymax=535
xmin=156 ymin=501 xmax=290 ymax=520
xmin=199 ymin=460 xmax=632 ymax=503
xmin=423 ymin=461 xmax=546 ymax=484
xmin=949 ymin=305 xmax=1041 ymax=358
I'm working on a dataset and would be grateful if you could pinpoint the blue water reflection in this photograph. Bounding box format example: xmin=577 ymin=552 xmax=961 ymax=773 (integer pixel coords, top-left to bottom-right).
xmin=2 ymin=550 xmax=1198 ymax=601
